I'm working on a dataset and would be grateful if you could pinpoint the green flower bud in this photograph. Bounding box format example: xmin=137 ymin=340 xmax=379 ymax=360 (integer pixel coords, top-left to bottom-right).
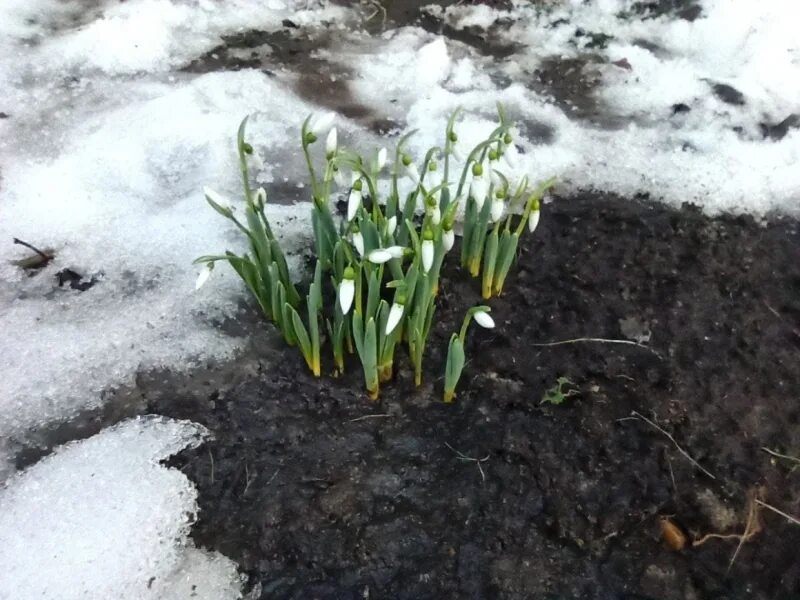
xmin=488 ymin=149 xmax=498 ymax=161
xmin=448 ymin=131 xmax=458 ymax=143
xmin=242 ymin=142 xmax=253 ymax=155
xmin=472 ymin=162 xmax=483 ymax=177
xmin=343 ymin=266 xmax=355 ymax=280
xmin=402 ymin=153 xmax=412 ymax=167
xmin=503 ymin=132 xmax=513 ymax=145
xmin=352 ymin=178 xmax=363 ymax=192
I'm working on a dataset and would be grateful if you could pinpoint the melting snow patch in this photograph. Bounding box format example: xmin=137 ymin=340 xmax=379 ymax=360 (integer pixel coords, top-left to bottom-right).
xmin=0 ymin=416 xmax=242 ymax=599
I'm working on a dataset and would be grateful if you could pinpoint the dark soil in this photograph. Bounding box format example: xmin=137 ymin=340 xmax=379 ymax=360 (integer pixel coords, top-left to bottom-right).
xmin=152 ymin=194 xmax=800 ymax=599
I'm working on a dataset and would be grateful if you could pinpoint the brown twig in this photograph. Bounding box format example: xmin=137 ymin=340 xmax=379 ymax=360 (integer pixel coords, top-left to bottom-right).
xmin=623 ymin=411 xmax=716 ymax=480
xmin=532 ymin=337 xmax=661 ymax=359
xmin=13 ymin=237 xmax=50 ymax=259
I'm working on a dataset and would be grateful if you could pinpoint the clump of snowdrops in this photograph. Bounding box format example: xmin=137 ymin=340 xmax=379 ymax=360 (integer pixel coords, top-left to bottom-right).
xmin=196 ymin=107 xmax=554 ymax=401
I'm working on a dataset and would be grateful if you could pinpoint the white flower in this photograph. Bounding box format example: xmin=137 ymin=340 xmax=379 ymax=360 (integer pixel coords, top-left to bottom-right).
xmin=385 ymin=245 xmax=404 ymax=259
xmin=352 ymin=231 xmax=364 ymax=257
xmin=474 ymin=310 xmax=495 ymax=329
xmin=442 ymin=228 xmax=455 ymax=252
xmin=386 ymin=215 xmax=397 ymax=236
xmin=347 ymin=188 xmax=362 ymax=221
xmin=490 ymin=169 xmax=503 ymax=188
xmin=334 ymin=168 xmax=348 ymax=188
xmin=421 ymin=239 xmax=434 ymax=273
xmin=451 ymin=141 xmax=464 ymax=162
xmin=195 ymin=263 xmax=213 ymax=290
xmin=326 ymin=127 xmax=338 ymax=158
xmin=247 ymin=150 xmax=264 ymax=173
xmin=253 ymin=187 xmax=267 ymax=210
xmin=377 ymin=147 xmax=388 ymax=170
xmin=502 ymin=144 xmax=519 ymax=171
xmin=406 ymin=162 xmax=420 ymax=184
xmin=339 ymin=277 xmax=355 ymax=315
xmin=309 ymin=112 xmax=335 ymax=137
xmin=491 ymin=198 xmax=504 ymax=222
xmin=386 ymin=301 xmax=405 ymax=335
xmin=431 ymin=205 xmax=441 ymax=225
xmin=528 ymin=209 xmax=541 ymax=233
xmin=368 ymin=249 xmax=393 ymax=264
xmin=470 ymin=176 xmax=488 ymax=209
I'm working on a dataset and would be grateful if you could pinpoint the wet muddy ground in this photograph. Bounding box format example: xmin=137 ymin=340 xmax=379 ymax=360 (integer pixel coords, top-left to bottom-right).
xmin=153 ymin=193 xmax=800 ymax=599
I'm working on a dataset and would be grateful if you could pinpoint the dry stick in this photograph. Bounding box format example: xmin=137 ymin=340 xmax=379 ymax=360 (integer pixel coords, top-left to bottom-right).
xmin=625 ymin=411 xmax=716 ymax=480
xmin=727 ymin=493 xmax=762 ymax=573
xmin=761 ymin=447 xmax=800 ymax=465
xmin=532 ymin=337 xmax=662 ymax=359
xmin=13 ymin=237 xmax=50 ymax=259
xmin=756 ymin=500 xmax=800 ymax=527
xmin=445 ymin=442 xmax=490 ymax=484
xmin=349 ymin=413 xmax=392 ymax=423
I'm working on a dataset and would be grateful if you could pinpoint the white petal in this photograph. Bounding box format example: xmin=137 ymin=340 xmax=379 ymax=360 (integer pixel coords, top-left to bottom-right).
xmin=451 ymin=142 xmax=464 ymax=162
xmin=347 ymin=189 xmax=362 ymax=221
xmin=470 ymin=177 xmax=488 ymax=209
xmin=195 ymin=264 xmax=212 ymax=290
xmin=339 ymin=279 xmax=355 ymax=315
xmin=368 ymin=249 xmax=392 ymax=264
xmin=474 ymin=311 xmax=495 ymax=329
xmin=385 ymin=245 xmax=404 ymax=259
xmin=386 ymin=303 xmax=404 ymax=335
xmin=491 ymin=199 xmax=504 ymax=222
xmin=406 ymin=163 xmax=420 ymax=184
xmin=421 ymin=239 xmax=434 ymax=273
xmin=442 ymin=229 xmax=455 ymax=252
xmin=310 ymin=111 xmax=335 ymax=136
xmin=431 ymin=206 xmax=441 ymax=225
xmin=528 ymin=209 xmax=541 ymax=233
xmin=326 ymin=127 xmax=338 ymax=157
xmin=247 ymin=151 xmax=264 ymax=172
xmin=334 ymin=168 xmax=348 ymax=187
xmin=353 ymin=232 xmax=364 ymax=257
xmin=377 ymin=147 xmax=388 ymax=170
xmin=490 ymin=170 xmax=503 ymax=188
xmin=386 ymin=215 xmax=397 ymax=236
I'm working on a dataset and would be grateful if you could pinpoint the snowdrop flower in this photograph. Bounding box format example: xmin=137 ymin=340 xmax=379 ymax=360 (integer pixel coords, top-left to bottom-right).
xmin=470 ymin=173 xmax=488 ymax=210
xmin=326 ymin=127 xmax=338 ymax=159
xmin=309 ymin=112 xmax=335 ymax=138
xmin=504 ymin=126 xmax=519 ymax=145
xmin=195 ymin=263 xmax=213 ymax=290
xmin=421 ymin=229 xmax=434 ymax=273
xmin=386 ymin=215 xmax=397 ymax=236
xmin=474 ymin=310 xmax=495 ymax=329
xmin=528 ymin=202 xmax=541 ymax=233
xmin=377 ymin=147 xmax=388 ymax=171
xmin=502 ymin=144 xmax=519 ymax=171
xmin=402 ymin=154 xmax=420 ymax=184
xmin=352 ymin=229 xmax=364 ymax=257
xmin=491 ymin=198 xmax=505 ymax=222
xmin=348 ymin=178 xmax=363 ymax=221
xmin=431 ymin=205 xmax=441 ymax=225
xmin=368 ymin=248 xmax=393 ymax=264
xmin=385 ymin=245 xmax=405 ymax=259
xmin=338 ymin=267 xmax=355 ymax=315
xmin=386 ymin=294 xmax=406 ymax=335
xmin=203 ymin=186 xmax=233 ymax=211
xmin=442 ymin=227 xmax=455 ymax=253
xmin=333 ymin=166 xmax=348 ymax=188
xmin=424 ymin=195 xmax=440 ymax=225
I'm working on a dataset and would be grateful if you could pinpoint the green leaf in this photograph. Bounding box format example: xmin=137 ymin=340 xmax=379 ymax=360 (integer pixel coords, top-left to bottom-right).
xmin=444 ymin=335 xmax=465 ymax=399
xmin=288 ymin=304 xmax=313 ymax=369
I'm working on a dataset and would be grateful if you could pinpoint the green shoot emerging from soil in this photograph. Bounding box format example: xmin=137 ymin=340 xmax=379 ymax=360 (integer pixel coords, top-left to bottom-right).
xmin=196 ymin=108 xmax=554 ymax=400
xmin=540 ymin=376 xmax=579 ymax=406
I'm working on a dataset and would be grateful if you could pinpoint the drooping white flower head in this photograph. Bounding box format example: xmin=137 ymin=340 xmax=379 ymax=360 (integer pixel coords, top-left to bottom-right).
xmin=470 ymin=176 xmax=488 ymax=210
xmin=195 ymin=263 xmax=213 ymax=290
xmin=442 ymin=228 xmax=455 ymax=252
xmin=326 ymin=127 xmax=338 ymax=159
xmin=421 ymin=238 xmax=434 ymax=273
xmin=385 ymin=296 xmax=406 ymax=335
xmin=377 ymin=147 xmax=388 ymax=171
xmin=431 ymin=205 xmax=441 ymax=225
xmin=406 ymin=162 xmax=421 ymax=185
xmin=247 ymin=149 xmax=264 ymax=173
xmin=347 ymin=188 xmax=362 ymax=221
xmin=352 ymin=230 xmax=364 ymax=257
xmin=474 ymin=310 xmax=495 ymax=329
xmin=368 ymin=249 xmax=393 ymax=264
xmin=528 ymin=208 xmax=541 ymax=233
xmin=309 ymin=112 xmax=335 ymax=137
xmin=334 ymin=167 xmax=348 ymax=188
xmin=339 ymin=267 xmax=355 ymax=315
xmin=203 ymin=186 xmax=233 ymax=210
xmin=385 ymin=245 xmax=405 ymax=259
xmin=491 ymin=198 xmax=504 ymax=222
xmin=386 ymin=215 xmax=397 ymax=237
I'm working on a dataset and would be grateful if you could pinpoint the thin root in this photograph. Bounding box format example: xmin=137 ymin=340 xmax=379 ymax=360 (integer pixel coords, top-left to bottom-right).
xmin=532 ymin=337 xmax=661 ymax=359
xmin=445 ymin=442 xmax=490 ymax=484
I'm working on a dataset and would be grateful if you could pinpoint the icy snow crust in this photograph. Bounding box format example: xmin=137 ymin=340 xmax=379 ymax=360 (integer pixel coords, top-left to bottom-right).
xmin=0 ymin=0 xmax=798 ymax=595
xmin=0 ymin=417 xmax=243 ymax=600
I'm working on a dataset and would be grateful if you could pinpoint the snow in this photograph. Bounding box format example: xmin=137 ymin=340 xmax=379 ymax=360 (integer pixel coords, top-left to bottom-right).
xmin=0 ymin=0 xmax=798 ymax=595
xmin=0 ymin=416 xmax=243 ymax=600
